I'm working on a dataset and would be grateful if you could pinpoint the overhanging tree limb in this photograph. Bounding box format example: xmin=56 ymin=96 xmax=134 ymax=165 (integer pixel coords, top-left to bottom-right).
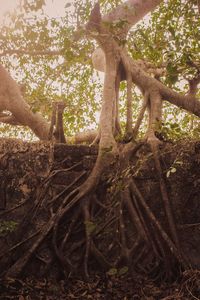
xmin=103 ymin=0 xmax=163 ymax=34
xmin=0 ymin=65 xmax=50 ymax=140
xmin=1 ymin=0 xmax=199 ymax=142
xmin=120 ymin=50 xmax=200 ymax=117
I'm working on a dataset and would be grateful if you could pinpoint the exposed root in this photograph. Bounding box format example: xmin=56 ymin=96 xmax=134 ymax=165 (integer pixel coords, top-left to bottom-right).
xmin=0 ymin=231 xmax=40 ymax=261
xmin=60 ymin=208 xmax=81 ymax=251
xmin=124 ymin=188 xmax=147 ymax=241
xmin=0 ymin=4 xmax=194 ymax=283
xmin=47 ymin=171 xmax=87 ymax=206
xmin=90 ymin=130 xmax=101 ymax=146
xmin=0 ymin=198 xmax=29 ymax=217
xmin=5 ymin=215 xmax=58 ymax=278
xmin=0 ymin=138 xmax=192 ymax=282
xmin=83 ymin=198 xmax=91 ymax=278
xmin=91 ymin=241 xmax=112 ymax=270
xmin=130 ymin=180 xmax=189 ymax=269
xmin=150 ymin=142 xmax=180 ymax=249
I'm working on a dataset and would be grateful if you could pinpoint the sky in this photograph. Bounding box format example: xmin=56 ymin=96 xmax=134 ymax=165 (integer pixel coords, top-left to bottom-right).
xmin=0 ymin=1 xmax=17 ymax=23
xmin=0 ymin=0 xmax=67 ymax=24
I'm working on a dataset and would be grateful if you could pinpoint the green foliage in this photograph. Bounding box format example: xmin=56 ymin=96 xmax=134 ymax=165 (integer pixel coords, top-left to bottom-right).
xmin=107 ymin=266 xmax=128 ymax=276
xmin=0 ymin=221 xmax=18 ymax=237
xmin=166 ymin=159 xmax=183 ymax=178
xmin=85 ymin=220 xmax=96 ymax=235
xmin=107 ymin=268 xmax=118 ymax=275
xmin=21 ymin=0 xmax=45 ymax=12
xmin=107 ymin=165 xmax=132 ymax=199
xmin=128 ymin=0 xmax=200 ymax=85
xmin=0 ymin=0 xmax=199 ymax=140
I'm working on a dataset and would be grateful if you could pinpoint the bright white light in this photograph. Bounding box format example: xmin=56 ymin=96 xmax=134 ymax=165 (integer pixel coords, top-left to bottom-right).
xmin=44 ymin=0 xmax=66 ymax=18
xmin=0 ymin=0 xmax=19 ymax=23
xmin=0 ymin=0 xmax=68 ymax=24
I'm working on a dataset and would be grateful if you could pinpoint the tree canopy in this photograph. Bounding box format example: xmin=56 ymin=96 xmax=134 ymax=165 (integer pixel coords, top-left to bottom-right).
xmin=0 ymin=0 xmax=200 ymax=282
xmin=0 ymin=0 xmax=199 ymax=140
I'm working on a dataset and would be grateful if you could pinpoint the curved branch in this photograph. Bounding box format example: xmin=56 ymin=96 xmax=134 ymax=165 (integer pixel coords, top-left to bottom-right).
xmin=0 ymin=64 xmax=50 ymax=140
xmin=188 ymin=74 xmax=200 ymax=96
xmin=103 ymin=0 xmax=163 ymax=35
xmin=0 ymin=114 xmax=22 ymax=125
xmin=158 ymin=81 xmax=200 ymax=116
xmin=121 ymin=50 xmax=200 ymax=118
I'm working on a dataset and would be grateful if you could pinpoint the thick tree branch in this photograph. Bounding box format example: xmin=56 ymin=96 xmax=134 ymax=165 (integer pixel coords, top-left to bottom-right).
xmin=188 ymin=74 xmax=200 ymax=96
xmin=121 ymin=50 xmax=200 ymax=118
xmin=90 ymin=1 xmax=200 ymax=145
xmin=0 ymin=113 xmax=22 ymax=125
xmin=0 ymin=64 xmax=50 ymax=140
xmin=103 ymin=0 xmax=163 ymax=35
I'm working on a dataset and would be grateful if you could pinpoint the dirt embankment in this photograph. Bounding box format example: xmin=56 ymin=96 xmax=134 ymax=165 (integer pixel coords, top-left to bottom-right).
xmin=0 ymin=138 xmax=200 ymax=299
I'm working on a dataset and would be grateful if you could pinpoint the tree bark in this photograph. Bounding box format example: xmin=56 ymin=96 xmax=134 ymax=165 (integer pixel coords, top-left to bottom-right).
xmin=103 ymin=0 xmax=163 ymax=34
xmin=0 ymin=65 xmax=50 ymax=140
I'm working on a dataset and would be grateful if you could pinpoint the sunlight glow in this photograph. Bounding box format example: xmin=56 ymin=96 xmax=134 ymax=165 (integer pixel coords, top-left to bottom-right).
xmin=0 ymin=0 xmax=19 ymax=23
xmin=0 ymin=0 xmax=67 ymax=24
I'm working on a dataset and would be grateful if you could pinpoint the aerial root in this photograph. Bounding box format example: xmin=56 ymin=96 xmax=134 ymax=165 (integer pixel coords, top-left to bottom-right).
xmin=83 ymin=198 xmax=91 ymax=278
xmin=90 ymin=129 xmax=101 ymax=146
xmin=130 ymin=180 xmax=189 ymax=269
xmin=116 ymin=183 xmax=172 ymax=278
xmin=150 ymin=142 xmax=180 ymax=249
xmin=0 ymin=9 xmax=193 ymax=281
xmin=132 ymin=91 xmax=149 ymax=139
xmin=0 ymin=130 xmax=190 ymax=281
xmin=1 ymin=145 xmax=115 ymax=278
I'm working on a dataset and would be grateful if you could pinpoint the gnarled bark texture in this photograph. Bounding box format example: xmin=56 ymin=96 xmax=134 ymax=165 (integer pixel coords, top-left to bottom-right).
xmin=103 ymin=0 xmax=163 ymax=34
xmin=0 ymin=65 xmax=50 ymax=140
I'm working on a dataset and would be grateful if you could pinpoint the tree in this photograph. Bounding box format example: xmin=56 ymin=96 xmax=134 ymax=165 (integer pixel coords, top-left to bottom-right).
xmin=0 ymin=0 xmax=199 ymax=280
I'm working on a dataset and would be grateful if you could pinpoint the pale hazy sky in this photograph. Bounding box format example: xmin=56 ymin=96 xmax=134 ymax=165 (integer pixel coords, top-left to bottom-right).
xmin=0 ymin=0 xmax=68 ymax=24
xmin=0 ymin=0 xmax=17 ymax=23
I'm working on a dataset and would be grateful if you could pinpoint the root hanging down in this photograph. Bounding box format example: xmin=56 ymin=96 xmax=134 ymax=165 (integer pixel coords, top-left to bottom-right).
xmin=48 ymin=101 xmax=66 ymax=143
xmin=0 ymin=3 xmax=195 ymax=283
xmin=132 ymin=91 xmax=149 ymax=139
xmin=150 ymin=142 xmax=180 ymax=250
xmin=124 ymin=71 xmax=133 ymax=141
xmin=129 ymin=180 xmax=188 ymax=270
xmin=0 ymin=138 xmax=191 ymax=281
